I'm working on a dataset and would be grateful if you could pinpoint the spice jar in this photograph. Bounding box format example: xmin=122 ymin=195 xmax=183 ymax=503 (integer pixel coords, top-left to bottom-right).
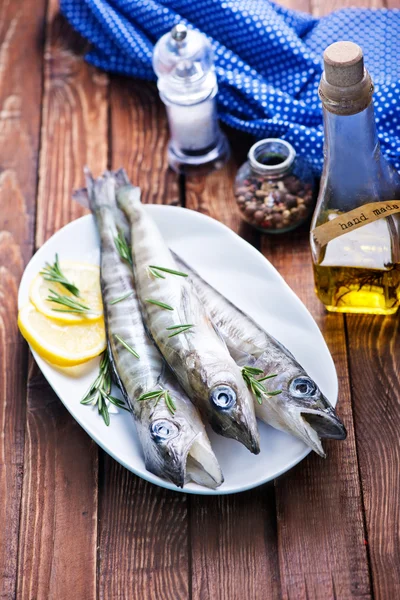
xmin=234 ymin=139 xmax=316 ymax=233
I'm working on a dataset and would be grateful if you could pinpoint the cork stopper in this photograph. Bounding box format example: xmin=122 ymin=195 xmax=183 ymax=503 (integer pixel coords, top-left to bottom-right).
xmin=319 ymin=41 xmax=373 ymax=115
xmin=323 ymin=42 xmax=364 ymax=87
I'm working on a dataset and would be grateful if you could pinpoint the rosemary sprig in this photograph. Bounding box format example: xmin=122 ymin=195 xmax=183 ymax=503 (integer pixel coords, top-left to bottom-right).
xmin=145 ymin=299 xmax=174 ymax=311
xmin=114 ymin=228 xmax=132 ymax=265
xmin=148 ymin=265 xmax=188 ymax=278
xmin=138 ymin=388 xmax=176 ymax=415
xmin=114 ymin=334 xmax=140 ymax=359
xmin=147 ymin=266 xmax=166 ymax=279
xmin=80 ymin=352 xmax=130 ymax=426
xmin=40 ymin=254 xmax=80 ymax=297
xmin=242 ymin=365 xmax=281 ymax=405
xmin=166 ymin=324 xmax=194 ymax=338
xmin=46 ymin=289 xmax=91 ymax=314
xmin=110 ymin=290 xmax=134 ymax=305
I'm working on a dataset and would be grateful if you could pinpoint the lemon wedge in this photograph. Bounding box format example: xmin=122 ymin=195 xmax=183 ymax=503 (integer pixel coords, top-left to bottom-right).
xmin=30 ymin=261 xmax=103 ymax=324
xmin=18 ymin=303 xmax=107 ymax=367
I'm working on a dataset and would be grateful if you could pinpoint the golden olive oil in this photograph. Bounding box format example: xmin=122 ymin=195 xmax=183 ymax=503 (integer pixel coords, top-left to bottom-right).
xmin=310 ymin=43 xmax=400 ymax=315
xmin=313 ymin=263 xmax=400 ymax=315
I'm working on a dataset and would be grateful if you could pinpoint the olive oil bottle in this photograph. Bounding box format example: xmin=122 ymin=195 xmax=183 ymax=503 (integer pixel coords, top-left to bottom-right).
xmin=310 ymin=42 xmax=400 ymax=315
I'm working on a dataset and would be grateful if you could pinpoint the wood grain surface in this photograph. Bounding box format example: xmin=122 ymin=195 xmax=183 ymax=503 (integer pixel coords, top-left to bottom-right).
xmin=184 ymin=141 xmax=282 ymax=600
xmin=347 ymin=314 xmax=400 ymax=600
xmin=263 ymin=229 xmax=371 ymax=600
xmin=16 ymin=3 xmax=107 ymax=598
xmin=96 ymin=78 xmax=189 ymax=600
xmin=0 ymin=1 xmax=46 ymax=598
xmin=0 ymin=0 xmax=399 ymax=599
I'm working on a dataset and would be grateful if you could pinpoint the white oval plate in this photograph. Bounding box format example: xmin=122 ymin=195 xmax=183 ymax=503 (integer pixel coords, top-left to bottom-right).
xmin=18 ymin=208 xmax=338 ymax=495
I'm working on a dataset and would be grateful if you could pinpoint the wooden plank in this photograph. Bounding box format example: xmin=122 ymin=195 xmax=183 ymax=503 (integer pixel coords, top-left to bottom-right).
xmin=265 ymin=1 xmax=373 ymax=595
xmin=96 ymin=78 xmax=189 ymax=600
xmin=190 ymin=486 xmax=281 ymax=600
xmin=16 ymin=4 xmax=108 ymax=599
xmin=184 ymin=135 xmax=281 ymax=600
xmin=310 ymin=1 xmax=400 ymax=598
xmin=262 ymin=230 xmax=371 ymax=599
xmin=0 ymin=0 xmax=46 ymax=597
xmin=346 ymin=314 xmax=400 ymax=600
xmin=110 ymin=79 xmax=180 ymax=206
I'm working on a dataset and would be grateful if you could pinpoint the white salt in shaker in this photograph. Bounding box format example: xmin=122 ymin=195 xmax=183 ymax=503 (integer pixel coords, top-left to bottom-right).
xmin=153 ymin=23 xmax=229 ymax=173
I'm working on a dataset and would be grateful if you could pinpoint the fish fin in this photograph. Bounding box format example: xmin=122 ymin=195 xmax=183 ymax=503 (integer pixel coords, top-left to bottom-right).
xmin=211 ymin=319 xmax=229 ymax=348
xmin=113 ymin=168 xmax=131 ymax=188
xmin=107 ymin=343 xmax=131 ymax=408
xmin=72 ymin=187 xmax=90 ymax=209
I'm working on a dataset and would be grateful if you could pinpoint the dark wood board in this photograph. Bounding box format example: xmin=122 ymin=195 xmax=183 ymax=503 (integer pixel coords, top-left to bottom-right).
xmin=347 ymin=313 xmax=400 ymax=600
xmin=96 ymin=78 xmax=189 ymax=600
xmin=0 ymin=1 xmax=46 ymax=598
xmin=0 ymin=0 xmax=397 ymax=598
xmin=262 ymin=229 xmax=371 ymax=600
xmin=184 ymin=141 xmax=281 ymax=600
xmin=15 ymin=2 xmax=108 ymax=598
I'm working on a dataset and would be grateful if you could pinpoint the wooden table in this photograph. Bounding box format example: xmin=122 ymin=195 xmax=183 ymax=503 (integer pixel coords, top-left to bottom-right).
xmin=1 ymin=1 xmax=399 ymax=598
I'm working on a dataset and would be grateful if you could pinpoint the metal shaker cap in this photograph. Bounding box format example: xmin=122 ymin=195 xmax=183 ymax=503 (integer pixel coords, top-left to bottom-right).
xmin=323 ymin=41 xmax=364 ymax=87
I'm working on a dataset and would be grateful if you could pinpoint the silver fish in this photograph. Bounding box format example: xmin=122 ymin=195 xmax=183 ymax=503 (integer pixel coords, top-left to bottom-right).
xmin=86 ymin=170 xmax=223 ymax=488
xmin=117 ymin=183 xmax=260 ymax=454
xmin=173 ymin=254 xmax=347 ymax=457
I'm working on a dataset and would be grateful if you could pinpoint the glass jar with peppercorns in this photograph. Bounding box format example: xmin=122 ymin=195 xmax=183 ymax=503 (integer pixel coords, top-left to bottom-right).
xmin=234 ymin=139 xmax=316 ymax=233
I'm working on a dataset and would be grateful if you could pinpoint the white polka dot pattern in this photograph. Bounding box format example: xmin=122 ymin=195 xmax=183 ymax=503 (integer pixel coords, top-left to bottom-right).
xmin=60 ymin=0 xmax=400 ymax=172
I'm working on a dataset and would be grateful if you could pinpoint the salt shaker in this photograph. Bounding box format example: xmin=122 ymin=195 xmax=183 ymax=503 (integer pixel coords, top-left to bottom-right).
xmin=153 ymin=24 xmax=229 ymax=173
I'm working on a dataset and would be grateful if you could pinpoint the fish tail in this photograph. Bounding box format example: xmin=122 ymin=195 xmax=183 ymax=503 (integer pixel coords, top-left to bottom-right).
xmin=84 ymin=167 xmax=116 ymax=213
xmin=116 ymin=181 xmax=142 ymax=219
xmin=113 ymin=168 xmax=131 ymax=189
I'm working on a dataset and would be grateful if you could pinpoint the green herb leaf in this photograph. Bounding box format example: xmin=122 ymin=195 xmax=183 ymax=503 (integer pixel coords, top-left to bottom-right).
xmin=110 ymin=290 xmax=134 ymax=305
xmin=147 ymin=266 xmax=166 ymax=279
xmin=80 ymin=352 xmax=130 ymax=425
xmin=114 ymin=334 xmax=140 ymax=359
xmin=47 ymin=289 xmax=91 ymax=314
xmin=139 ymin=390 xmax=164 ymax=401
xmin=148 ymin=265 xmax=188 ymax=278
xmin=40 ymin=254 xmax=80 ymax=297
xmin=242 ymin=366 xmax=264 ymax=375
xmin=114 ymin=228 xmax=132 ymax=265
xmin=145 ymin=299 xmax=174 ymax=311
xmin=242 ymin=365 xmax=281 ymax=404
xmin=167 ymin=324 xmax=194 ymax=338
xmin=138 ymin=388 xmax=176 ymax=415
xmin=257 ymin=373 xmax=278 ymax=382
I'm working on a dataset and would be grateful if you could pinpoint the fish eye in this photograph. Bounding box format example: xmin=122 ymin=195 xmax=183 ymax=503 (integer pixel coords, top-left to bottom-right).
xmin=210 ymin=385 xmax=236 ymax=410
xmin=150 ymin=419 xmax=179 ymax=442
xmin=290 ymin=377 xmax=317 ymax=397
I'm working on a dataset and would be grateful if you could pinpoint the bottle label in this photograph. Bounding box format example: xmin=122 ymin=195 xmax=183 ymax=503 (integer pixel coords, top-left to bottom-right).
xmin=312 ymin=200 xmax=400 ymax=248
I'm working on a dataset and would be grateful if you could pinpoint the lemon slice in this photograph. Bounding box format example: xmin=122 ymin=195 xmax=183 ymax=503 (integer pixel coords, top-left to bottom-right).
xmin=30 ymin=261 xmax=103 ymax=324
xmin=18 ymin=303 xmax=107 ymax=367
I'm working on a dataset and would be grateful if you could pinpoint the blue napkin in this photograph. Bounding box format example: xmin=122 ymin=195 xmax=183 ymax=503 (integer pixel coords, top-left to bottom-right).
xmin=61 ymin=0 xmax=400 ymax=172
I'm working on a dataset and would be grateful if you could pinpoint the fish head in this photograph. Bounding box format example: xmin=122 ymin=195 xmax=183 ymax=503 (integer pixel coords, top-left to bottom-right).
xmin=139 ymin=401 xmax=223 ymax=489
xmin=202 ymin=364 xmax=260 ymax=454
xmin=264 ymin=364 xmax=347 ymax=456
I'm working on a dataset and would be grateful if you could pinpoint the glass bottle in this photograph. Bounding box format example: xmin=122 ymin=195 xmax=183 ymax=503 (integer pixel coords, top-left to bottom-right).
xmin=310 ymin=41 xmax=400 ymax=315
xmin=152 ymin=23 xmax=229 ymax=174
xmin=234 ymin=139 xmax=316 ymax=233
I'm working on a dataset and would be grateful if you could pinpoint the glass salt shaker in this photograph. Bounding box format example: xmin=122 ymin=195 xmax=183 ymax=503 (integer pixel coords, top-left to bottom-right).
xmin=234 ymin=139 xmax=316 ymax=233
xmin=153 ymin=23 xmax=229 ymax=174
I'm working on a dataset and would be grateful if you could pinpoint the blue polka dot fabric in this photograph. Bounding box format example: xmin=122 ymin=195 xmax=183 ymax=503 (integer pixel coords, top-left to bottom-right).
xmin=60 ymin=0 xmax=400 ymax=172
